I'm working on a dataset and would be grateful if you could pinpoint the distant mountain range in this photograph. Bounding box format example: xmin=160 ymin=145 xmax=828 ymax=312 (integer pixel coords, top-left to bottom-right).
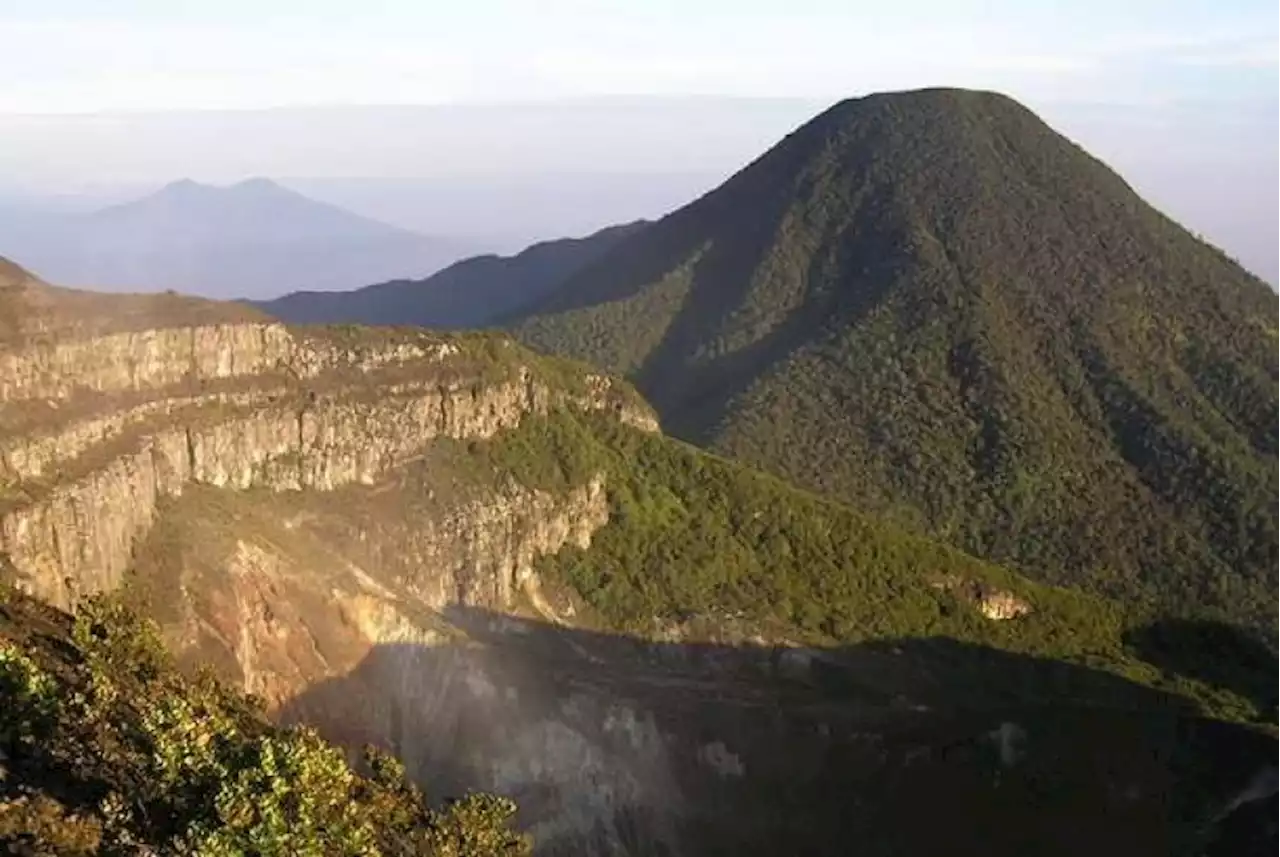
xmin=0 ymin=178 xmax=474 ymax=299
xmin=254 ymin=221 xmax=647 ymax=328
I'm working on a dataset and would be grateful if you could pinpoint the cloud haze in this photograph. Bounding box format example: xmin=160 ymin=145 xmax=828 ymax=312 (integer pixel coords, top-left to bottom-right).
xmin=2 ymin=1 xmax=1274 ymax=112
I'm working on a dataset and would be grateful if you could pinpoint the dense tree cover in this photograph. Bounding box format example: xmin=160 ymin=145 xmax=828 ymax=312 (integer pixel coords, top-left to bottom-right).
xmin=465 ymin=410 xmax=1267 ymax=723
xmin=0 ymin=589 xmax=530 ymax=856
xmin=256 ymin=222 xmax=646 ymax=328
xmin=508 ymin=88 xmax=1278 ymax=629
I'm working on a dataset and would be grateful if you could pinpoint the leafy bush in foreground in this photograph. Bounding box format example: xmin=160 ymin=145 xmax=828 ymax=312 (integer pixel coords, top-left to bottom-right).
xmin=0 ymin=590 xmax=530 ymax=856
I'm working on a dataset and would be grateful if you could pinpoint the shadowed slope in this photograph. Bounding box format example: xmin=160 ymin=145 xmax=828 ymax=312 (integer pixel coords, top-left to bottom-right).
xmin=282 ymin=606 xmax=1278 ymax=857
xmin=256 ymin=221 xmax=648 ymax=328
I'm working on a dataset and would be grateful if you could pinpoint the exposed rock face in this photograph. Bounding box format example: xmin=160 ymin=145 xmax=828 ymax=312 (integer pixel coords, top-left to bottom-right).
xmin=1 ymin=282 xmax=717 ymax=856
xmin=362 ymin=475 xmax=610 ymax=611
xmin=931 ymin=574 xmax=1033 ymax=620
xmin=977 ymin=590 xmax=1033 ymax=620
xmin=0 ymin=324 xmax=295 ymax=401
xmin=0 ymin=315 xmax=653 ymax=611
xmin=0 ymin=320 xmax=481 ymax=403
xmin=280 ymin=610 xmax=868 ymax=856
xmin=0 ymin=391 xmax=262 ymax=481
xmin=152 ymin=474 xmax=610 ymax=710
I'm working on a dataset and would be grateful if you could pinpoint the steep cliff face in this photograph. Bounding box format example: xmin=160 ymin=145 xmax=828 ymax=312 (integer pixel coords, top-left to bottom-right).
xmin=0 ymin=279 xmax=653 ymax=613
xmin=111 ymin=456 xmax=879 ymax=855
xmin=0 ymin=323 xmax=295 ymax=401
xmin=128 ymin=468 xmax=610 ymax=710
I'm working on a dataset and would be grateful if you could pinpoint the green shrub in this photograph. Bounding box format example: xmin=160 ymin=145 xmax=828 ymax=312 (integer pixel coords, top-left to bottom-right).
xmin=0 ymin=639 xmax=58 ymax=742
xmin=0 ymin=795 xmax=102 ymax=856
xmin=179 ymin=730 xmax=377 ymax=857
xmin=423 ymin=794 xmax=529 ymax=857
xmin=0 ymin=593 xmax=530 ymax=856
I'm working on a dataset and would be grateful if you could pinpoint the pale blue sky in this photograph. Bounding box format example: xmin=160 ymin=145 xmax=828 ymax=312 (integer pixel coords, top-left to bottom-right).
xmin=1 ymin=0 xmax=1276 ymax=111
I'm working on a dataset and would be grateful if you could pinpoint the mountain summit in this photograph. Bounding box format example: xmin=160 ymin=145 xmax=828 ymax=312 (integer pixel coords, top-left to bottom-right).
xmin=89 ymin=177 xmax=420 ymax=243
xmin=509 ymin=87 xmax=1278 ymax=626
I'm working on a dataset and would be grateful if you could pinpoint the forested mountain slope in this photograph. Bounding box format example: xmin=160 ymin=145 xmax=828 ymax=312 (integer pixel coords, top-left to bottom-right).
xmin=509 ymin=88 xmax=1279 ymax=629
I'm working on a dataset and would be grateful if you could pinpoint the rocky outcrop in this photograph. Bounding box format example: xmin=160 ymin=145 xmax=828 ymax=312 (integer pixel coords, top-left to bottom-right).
xmin=0 ymin=304 xmax=667 ymax=852
xmin=0 ymin=374 xmax=653 ymax=485
xmin=0 ymin=319 xmax=481 ymax=401
xmin=976 ymin=590 xmax=1032 ymax=620
xmin=931 ymin=574 xmax=1033 ymax=620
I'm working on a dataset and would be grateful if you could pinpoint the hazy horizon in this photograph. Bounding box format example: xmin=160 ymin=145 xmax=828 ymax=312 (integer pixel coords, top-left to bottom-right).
xmin=1 ymin=2 xmax=1275 ymax=287
xmin=2 ymin=93 xmax=1274 ymax=286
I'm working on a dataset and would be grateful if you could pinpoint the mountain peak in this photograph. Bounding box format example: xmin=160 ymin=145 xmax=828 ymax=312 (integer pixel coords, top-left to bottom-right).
xmin=11 ymin=177 xmax=464 ymax=299
xmin=155 ymin=177 xmax=209 ymax=197
xmin=232 ymin=176 xmax=280 ymax=189
xmin=837 ymin=85 xmax=1017 ymax=107
xmin=152 ymin=177 xmax=288 ymax=199
xmin=508 ymin=87 xmax=1278 ymax=630
xmin=744 ymin=87 xmax=1031 ymax=154
xmin=228 ymin=176 xmax=290 ymax=196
